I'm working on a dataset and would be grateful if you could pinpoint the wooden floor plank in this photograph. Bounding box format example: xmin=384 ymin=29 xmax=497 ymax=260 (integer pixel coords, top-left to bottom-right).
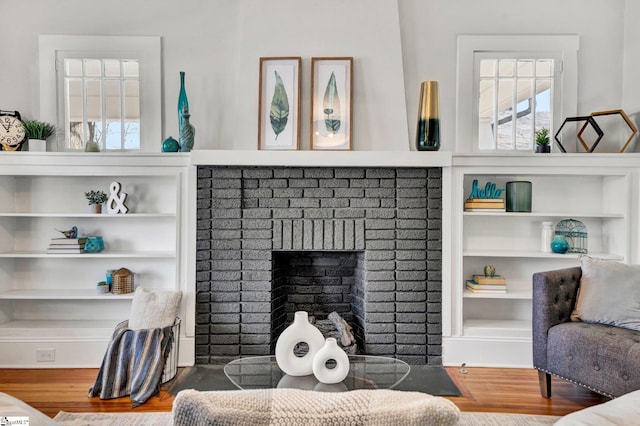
xmin=0 ymin=367 xmax=610 ymax=419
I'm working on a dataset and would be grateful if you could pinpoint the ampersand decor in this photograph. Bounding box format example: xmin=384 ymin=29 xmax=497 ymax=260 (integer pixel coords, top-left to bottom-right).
xmin=106 ymin=181 xmax=129 ymax=214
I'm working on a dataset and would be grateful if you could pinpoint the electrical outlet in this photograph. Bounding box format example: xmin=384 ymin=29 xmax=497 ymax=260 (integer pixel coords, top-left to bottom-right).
xmin=36 ymin=349 xmax=55 ymax=362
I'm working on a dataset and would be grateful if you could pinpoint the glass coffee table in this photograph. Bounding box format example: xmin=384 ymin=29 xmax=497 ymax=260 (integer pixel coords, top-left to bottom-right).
xmin=224 ymin=355 xmax=410 ymax=392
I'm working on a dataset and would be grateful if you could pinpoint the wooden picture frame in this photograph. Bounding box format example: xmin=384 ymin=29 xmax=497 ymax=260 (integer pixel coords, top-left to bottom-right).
xmin=310 ymin=57 xmax=353 ymax=150
xmin=258 ymin=57 xmax=301 ymax=150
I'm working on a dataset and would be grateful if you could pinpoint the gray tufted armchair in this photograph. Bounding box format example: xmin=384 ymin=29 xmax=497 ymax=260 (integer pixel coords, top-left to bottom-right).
xmin=533 ymin=267 xmax=640 ymax=398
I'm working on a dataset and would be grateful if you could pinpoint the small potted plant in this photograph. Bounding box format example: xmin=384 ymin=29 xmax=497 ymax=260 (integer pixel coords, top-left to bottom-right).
xmin=22 ymin=120 xmax=56 ymax=152
xmin=535 ymin=128 xmax=551 ymax=153
xmin=84 ymin=190 xmax=108 ymax=214
xmin=96 ymin=281 xmax=110 ymax=294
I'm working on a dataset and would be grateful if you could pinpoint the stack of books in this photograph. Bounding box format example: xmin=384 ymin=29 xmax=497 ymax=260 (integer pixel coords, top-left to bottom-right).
xmin=464 ymin=198 xmax=506 ymax=212
xmin=47 ymin=237 xmax=87 ymax=254
xmin=465 ymin=274 xmax=507 ymax=293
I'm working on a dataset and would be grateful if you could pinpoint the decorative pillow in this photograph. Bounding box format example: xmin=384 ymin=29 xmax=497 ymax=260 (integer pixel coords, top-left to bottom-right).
xmin=571 ymin=255 xmax=640 ymax=331
xmin=129 ymin=286 xmax=182 ymax=330
xmin=555 ymin=388 xmax=640 ymax=425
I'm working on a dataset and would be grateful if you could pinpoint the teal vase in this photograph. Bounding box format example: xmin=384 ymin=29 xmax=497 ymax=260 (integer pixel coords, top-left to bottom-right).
xmin=162 ymin=137 xmax=180 ymax=152
xmin=178 ymin=71 xmax=189 ymax=135
xmin=179 ymin=109 xmax=195 ymax=152
xmin=506 ymin=181 xmax=532 ymax=212
xmin=550 ymin=235 xmax=570 ymax=254
xmin=84 ymin=236 xmax=104 ymax=253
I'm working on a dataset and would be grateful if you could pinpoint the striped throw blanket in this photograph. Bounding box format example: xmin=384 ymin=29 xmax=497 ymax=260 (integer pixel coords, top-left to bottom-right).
xmin=89 ymin=323 xmax=173 ymax=407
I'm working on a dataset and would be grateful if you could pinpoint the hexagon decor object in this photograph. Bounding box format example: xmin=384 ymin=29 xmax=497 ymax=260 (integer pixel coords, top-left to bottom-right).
xmin=554 ymin=116 xmax=604 ymax=153
xmin=584 ymin=109 xmax=638 ymax=153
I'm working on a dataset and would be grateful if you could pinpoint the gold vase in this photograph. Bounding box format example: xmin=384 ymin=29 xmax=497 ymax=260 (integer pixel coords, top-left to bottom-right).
xmin=415 ymin=81 xmax=440 ymax=151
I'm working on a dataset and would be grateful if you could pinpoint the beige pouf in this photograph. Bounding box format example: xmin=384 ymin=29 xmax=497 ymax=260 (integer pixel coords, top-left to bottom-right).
xmin=172 ymin=388 xmax=460 ymax=426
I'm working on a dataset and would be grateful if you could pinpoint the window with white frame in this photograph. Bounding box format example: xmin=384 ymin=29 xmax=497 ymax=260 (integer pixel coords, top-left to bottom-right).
xmin=39 ymin=35 xmax=161 ymax=152
xmin=63 ymin=57 xmax=141 ymax=150
xmin=477 ymin=55 xmax=556 ymax=151
xmin=456 ymin=35 xmax=579 ymax=153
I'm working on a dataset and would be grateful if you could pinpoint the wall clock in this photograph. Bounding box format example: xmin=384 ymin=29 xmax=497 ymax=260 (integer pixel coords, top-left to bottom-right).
xmin=0 ymin=110 xmax=27 ymax=151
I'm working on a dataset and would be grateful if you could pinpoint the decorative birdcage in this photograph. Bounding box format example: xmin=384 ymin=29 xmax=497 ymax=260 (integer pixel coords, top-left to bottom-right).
xmin=555 ymin=219 xmax=588 ymax=254
xmin=111 ymin=267 xmax=134 ymax=294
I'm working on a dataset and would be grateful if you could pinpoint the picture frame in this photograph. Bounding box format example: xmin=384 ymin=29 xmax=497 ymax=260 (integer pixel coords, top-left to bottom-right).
xmin=258 ymin=57 xmax=301 ymax=150
xmin=310 ymin=57 xmax=353 ymax=150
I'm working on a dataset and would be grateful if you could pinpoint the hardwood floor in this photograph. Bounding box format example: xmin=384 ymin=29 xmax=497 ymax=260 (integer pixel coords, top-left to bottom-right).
xmin=0 ymin=366 xmax=610 ymax=419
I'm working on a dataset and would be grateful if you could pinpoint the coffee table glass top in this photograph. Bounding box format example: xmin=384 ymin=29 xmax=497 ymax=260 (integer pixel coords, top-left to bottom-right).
xmin=224 ymin=355 xmax=410 ymax=392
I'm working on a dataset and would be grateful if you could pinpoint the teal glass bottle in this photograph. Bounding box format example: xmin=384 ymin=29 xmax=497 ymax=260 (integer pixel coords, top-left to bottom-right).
xmin=179 ymin=108 xmax=195 ymax=152
xmin=415 ymin=81 xmax=440 ymax=151
xmin=178 ymin=71 xmax=189 ymax=135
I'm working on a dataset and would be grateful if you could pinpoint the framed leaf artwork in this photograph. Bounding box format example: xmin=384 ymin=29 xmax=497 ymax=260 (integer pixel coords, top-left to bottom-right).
xmin=258 ymin=57 xmax=301 ymax=150
xmin=310 ymin=57 xmax=353 ymax=150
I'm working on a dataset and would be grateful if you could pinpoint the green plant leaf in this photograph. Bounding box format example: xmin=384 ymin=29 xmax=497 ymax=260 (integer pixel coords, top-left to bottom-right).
xmin=535 ymin=128 xmax=549 ymax=145
xmin=22 ymin=120 xmax=56 ymax=139
xmin=323 ymin=72 xmax=341 ymax=133
xmin=269 ymin=71 xmax=289 ymax=140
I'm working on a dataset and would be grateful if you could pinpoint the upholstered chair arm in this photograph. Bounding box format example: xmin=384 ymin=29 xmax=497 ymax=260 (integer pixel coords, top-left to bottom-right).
xmin=532 ymin=266 xmax=582 ymax=370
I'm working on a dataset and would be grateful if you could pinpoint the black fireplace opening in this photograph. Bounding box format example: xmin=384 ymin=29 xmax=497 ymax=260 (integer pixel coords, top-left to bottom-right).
xmin=270 ymin=251 xmax=365 ymax=354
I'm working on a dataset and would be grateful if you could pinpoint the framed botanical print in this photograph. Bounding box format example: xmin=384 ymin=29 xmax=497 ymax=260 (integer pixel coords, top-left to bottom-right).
xmin=310 ymin=57 xmax=353 ymax=150
xmin=258 ymin=57 xmax=301 ymax=150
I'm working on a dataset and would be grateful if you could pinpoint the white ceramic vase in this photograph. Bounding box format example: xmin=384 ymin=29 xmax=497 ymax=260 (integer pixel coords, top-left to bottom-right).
xmin=28 ymin=139 xmax=46 ymax=152
xmin=275 ymin=311 xmax=325 ymax=376
xmin=312 ymin=337 xmax=350 ymax=384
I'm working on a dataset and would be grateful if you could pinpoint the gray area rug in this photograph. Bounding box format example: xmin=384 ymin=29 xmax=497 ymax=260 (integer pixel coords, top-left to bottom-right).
xmin=168 ymin=364 xmax=462 ymax=396
xmin=54 ymin=410 xmax=561 ymax=425
xmin=458 ymin=412 xmax=560 ymax=425
xmin=54 ymin=411 xmax=172 ymax=426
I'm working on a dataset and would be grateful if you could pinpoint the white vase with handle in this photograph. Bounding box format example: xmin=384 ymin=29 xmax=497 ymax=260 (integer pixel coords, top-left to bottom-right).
xmin=312 ymin=337 xmax=350 ymax=384
xmin=275 ymin=311 xmax=325 ymax=376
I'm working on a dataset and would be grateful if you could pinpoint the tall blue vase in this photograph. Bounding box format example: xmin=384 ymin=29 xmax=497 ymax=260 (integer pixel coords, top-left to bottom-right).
xmin=179 ymin=108 xmax=195 ymax=152
xmin=178 ymin=71 xmax=189 ymax=135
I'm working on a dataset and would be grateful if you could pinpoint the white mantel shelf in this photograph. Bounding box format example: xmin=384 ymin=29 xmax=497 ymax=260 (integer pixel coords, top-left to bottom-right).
xmin=190 ymin=150 xmax=453 ymax=168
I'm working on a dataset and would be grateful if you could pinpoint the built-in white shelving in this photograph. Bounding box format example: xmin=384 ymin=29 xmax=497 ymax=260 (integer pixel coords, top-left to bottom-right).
xmin=0 ymin=153 xmax=193 ymax=368
xmin=444 ymin=156 xmax=633 ymax=368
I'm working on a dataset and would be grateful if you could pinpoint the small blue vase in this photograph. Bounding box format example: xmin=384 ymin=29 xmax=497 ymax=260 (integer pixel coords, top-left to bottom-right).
xmin=84 ymin=236 xmax=104 ymax=253
xmin=550 ymin=235 xmax=569 ymax=254
xmin=162 ymin=137 xmax=180 ymax=152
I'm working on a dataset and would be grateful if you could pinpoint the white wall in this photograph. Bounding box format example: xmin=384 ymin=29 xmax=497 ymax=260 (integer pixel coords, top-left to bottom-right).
xmin=623 ymin=0 xmax=640 ymax=153
xmin=0 ymin=0 xmax=635 ymax=152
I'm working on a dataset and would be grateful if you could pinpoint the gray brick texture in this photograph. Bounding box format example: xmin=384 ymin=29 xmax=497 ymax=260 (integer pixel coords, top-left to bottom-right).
xmin=196 ymin=166 xmax=442 ymax=365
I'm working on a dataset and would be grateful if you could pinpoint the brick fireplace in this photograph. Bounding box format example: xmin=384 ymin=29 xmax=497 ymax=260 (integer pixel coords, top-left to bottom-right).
xmin=195 ymin=166 xmax=442 ymax=365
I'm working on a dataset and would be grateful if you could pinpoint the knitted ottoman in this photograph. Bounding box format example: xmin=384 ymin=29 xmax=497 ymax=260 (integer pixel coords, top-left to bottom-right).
xmin=172 ymin=388 xmax=459 ymax=426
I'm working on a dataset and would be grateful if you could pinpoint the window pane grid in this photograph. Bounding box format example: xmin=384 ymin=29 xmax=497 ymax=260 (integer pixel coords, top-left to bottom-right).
xmin=63 ymin=58 xmax=140 ymax=151
xmin=478 ymin=58 xmax=554 ymax=151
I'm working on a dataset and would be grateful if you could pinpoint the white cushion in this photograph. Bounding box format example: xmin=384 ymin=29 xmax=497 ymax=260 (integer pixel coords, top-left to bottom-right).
xmin=555 ymin=389 xmax=640 ymax=425
xmin=129 ymin=287 xmax=182 ymax=330
xmin=571 ymin=256 xmax=640 ymax=331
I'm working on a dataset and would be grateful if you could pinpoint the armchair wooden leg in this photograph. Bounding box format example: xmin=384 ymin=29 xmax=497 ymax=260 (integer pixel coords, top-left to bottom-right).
xmin=538 ymin=370 xmax=551 ymax=398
